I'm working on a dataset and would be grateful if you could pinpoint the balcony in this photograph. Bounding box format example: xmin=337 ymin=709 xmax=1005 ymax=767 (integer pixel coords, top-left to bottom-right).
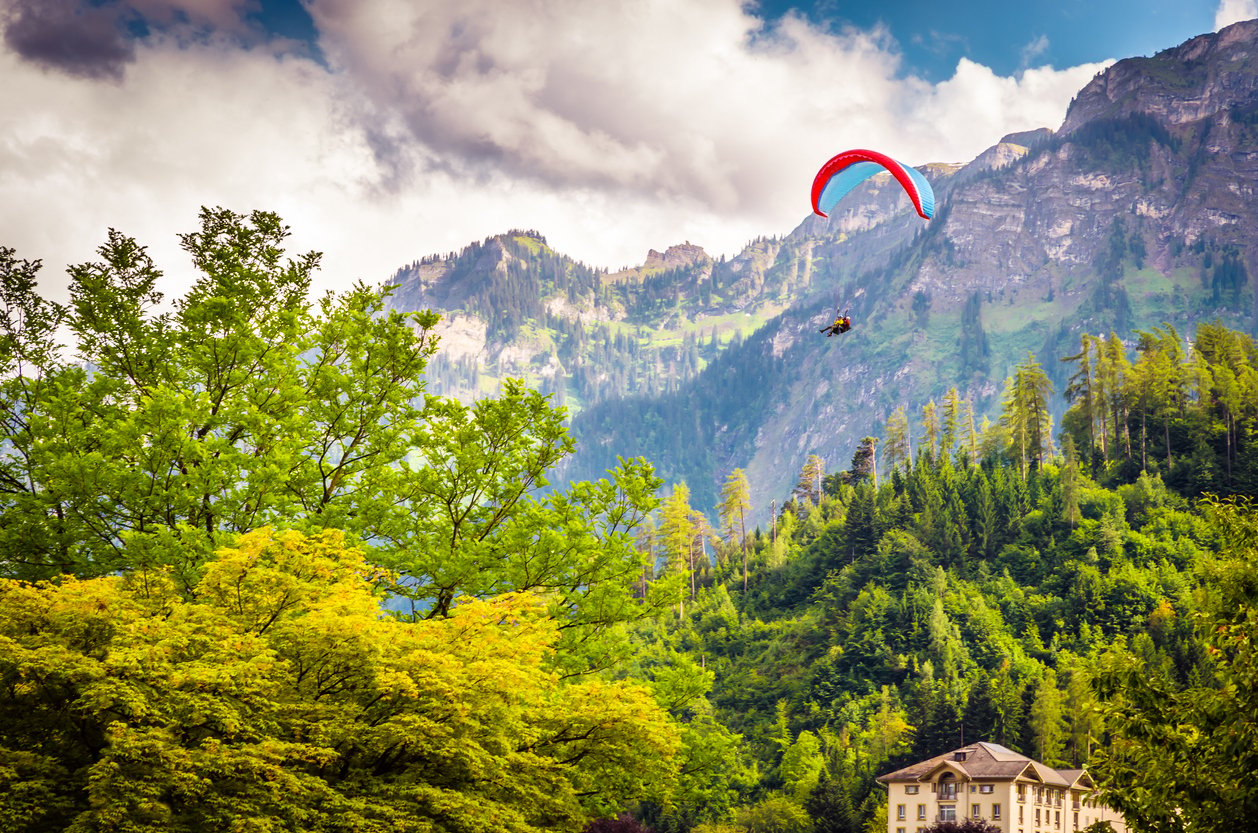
xmin=939 ymin=786 xmax=958 ymax=801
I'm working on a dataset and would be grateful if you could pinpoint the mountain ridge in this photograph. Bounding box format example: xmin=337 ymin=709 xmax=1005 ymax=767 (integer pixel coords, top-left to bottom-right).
xmin=387 ymin=20 xmax=1258 ymax=517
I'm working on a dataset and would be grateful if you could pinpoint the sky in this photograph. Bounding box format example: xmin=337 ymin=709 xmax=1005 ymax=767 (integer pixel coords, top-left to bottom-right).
xmin=1 ymin=0 xmax=1255 ymax=304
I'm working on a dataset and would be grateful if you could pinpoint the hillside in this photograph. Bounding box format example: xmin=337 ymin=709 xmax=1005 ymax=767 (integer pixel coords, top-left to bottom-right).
xmin=624 ymin=317 xmax=1258 ymax=833
xmin=387 ymin=230 xmax=817 ymax=411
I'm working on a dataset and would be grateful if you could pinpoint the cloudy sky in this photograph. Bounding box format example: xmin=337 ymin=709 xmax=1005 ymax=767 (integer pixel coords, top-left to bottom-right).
xmin=2 ymin=0 xmax=1255 ymax=302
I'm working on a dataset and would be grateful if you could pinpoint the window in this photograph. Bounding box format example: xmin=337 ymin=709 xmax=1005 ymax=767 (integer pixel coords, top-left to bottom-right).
xmin=1055 ymin=810 xmax=1060 ymax=828
xmin=917 ymin=805 xmax=926 ymax=820
xmin=939 ymin=807 xmax=956 ymax=822
xmin=939 ymin=774 xmax=957 ymax=801
xmin=896 ymin=829 xmax=905 ymax=833
xmin=993 ymin=803 xmax=1002 ymax=820
xmin=1074 ymin=812 xmax=1079 ymax=827
xmin=980 ymin=784 xmax=994 ymax=794
xmin=906 ymin=785 xmax=919 ymax=795
xmin=1035 ymin=808 xmax=1041 ymax=824
xmin=972 ymin=804 xmax=982 ymax=818
xmin=970 ymin=785 xmax=977 ymax=793
xmin=897 ymin=804 xmax=906 ymax=821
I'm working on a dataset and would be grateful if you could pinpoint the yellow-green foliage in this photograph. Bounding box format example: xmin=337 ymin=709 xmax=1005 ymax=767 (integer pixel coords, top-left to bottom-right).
xmin=0 ymin=529 xmax=680 ymax=833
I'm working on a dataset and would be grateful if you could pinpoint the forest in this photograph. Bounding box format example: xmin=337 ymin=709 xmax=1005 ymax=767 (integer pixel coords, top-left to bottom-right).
xmin=1 ymin=210 xmax=1256 ymax=833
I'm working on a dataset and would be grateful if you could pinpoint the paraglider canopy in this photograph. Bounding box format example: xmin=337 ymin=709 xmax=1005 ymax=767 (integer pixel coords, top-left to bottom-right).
xmin=811 ymin=149 xmax=935 ymax=220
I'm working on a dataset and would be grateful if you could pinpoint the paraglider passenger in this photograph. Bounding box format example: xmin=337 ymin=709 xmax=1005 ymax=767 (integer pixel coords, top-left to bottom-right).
xmin=820 ymin=310 xmax=852 ymax=337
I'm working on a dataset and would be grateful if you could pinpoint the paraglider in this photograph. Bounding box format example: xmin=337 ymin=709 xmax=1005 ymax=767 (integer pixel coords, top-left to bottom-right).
xmin=810 ymin=150 xmax=934 ymax=339
xmin=811 ymin=148 xmax=935 ymax=221
xmin=820 ymin=307 xmax=851 ymax=337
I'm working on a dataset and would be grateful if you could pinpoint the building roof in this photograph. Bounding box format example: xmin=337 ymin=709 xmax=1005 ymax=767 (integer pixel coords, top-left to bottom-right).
xmin=1057 ymin=769 xmax=1094 ymax=789
xmin=877 ymin=741 xmax=1084 ymax=788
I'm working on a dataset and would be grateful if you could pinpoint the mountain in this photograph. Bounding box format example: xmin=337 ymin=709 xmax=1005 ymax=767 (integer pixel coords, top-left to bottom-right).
xmin=389 ymin=20 xmax=1258 ymax=517
xmin=387 ymin=229 xmax=810 ymax=412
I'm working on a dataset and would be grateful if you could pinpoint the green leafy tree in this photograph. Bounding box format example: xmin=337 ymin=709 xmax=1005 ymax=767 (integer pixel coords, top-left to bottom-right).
xmin=0 ymin=209 xmax=439 ymax=583
xmin=735 ymin=793 xmax=812 ymax=833
xmin=780 ymin=729 xmax=825 ymax=801
xmin=0 ymin=210 xmax=673 ymax=677
xmin=1091 ymin=497 xmax=1258 ymax=832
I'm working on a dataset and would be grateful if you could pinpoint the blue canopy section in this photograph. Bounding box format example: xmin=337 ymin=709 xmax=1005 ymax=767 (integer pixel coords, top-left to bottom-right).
xmin=813 ymin=153 xmax=936 ymax=220
xmin=815 ymin=161 xmax=883 ymax=217
xmin=902 ymin=163 xmax=936 ymax=219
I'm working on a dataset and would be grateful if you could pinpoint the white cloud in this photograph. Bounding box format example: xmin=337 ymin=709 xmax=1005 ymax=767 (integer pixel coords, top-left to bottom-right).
xmin=1020 ymin=34 xmax=1050 ymax=67
xmin=1215 ymin=0 xmax=1258 ymax=29
xmin=0 ymin=0 xmax=1114 ymax=307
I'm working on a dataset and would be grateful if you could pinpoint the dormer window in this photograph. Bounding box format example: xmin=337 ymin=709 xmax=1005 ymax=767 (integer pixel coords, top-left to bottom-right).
xmin=954 ymin=752 xmax=967 ymax=762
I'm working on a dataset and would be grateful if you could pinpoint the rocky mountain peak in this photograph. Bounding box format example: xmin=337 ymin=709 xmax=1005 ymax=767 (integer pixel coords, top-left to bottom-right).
xmin=642 ymin=242 xmax=709 ymax=271
xmin=1060 ymin=18 xmax=1258 ymax=135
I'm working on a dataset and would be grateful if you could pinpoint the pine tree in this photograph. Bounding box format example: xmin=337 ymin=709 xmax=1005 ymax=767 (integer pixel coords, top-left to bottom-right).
xmin=920 ymin=400 xmax=940 ymax=463
xmin=658 ymin=483 xmax=696 ymax=616
xmin=718 ymin=468 xmax=752 ymax=591
xmin=1029 ymin=670 xmax=1066 ymax=766
xmin=1060 ymin=435 xmax=1082 ymax=530
xmin=851 ymin=437 xmax=879 ymax=487
xmin=1001 ymin=353 xmax=1054 ymax=477
xmin=794 ymin=454 xmax=825 ymax=505
xmin=884 ymin=406 xmax=912 ymax=471
xmin=941 ymin=387 xmax=962 ymax=462
xmin=1062 ymin=334 xmax=1101 ymax=465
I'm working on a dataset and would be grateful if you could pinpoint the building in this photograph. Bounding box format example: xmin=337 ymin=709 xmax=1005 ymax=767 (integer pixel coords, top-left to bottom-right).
xmin=876 ymin=742 xmax=1127 ymax=833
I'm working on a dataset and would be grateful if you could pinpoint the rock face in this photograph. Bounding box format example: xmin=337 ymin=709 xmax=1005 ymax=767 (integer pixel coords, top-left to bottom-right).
xmin=1060 ymin=20 xmax=1258 ymax=134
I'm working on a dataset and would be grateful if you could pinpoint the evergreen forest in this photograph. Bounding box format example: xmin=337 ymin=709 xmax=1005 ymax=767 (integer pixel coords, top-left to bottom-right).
xmin=1 ymin=210 xmax=1256 ymax=833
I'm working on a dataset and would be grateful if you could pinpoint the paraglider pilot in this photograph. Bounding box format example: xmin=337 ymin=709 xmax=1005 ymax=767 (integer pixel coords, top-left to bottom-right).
xmin=820 ymin=309 xmax=852 ymax=337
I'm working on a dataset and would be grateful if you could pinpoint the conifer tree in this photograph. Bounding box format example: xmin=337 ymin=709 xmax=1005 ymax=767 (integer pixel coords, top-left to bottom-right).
xmin=1029 ymin=669 xmax=1066 ymax=765
xmin=794 ymin=454 xmax=825 ymax=505
xmin=884 ymin=406 xmax=912 ymax=471
xmin=920 ymin=400 xmax=940 ymax=463
xmin=718 ymin=468 xmax=752 ymax=591
xmin=941 ymin=387 xmax=962 ymax=461
xmin=1060 ymin=435 xmax=1082 ymax=530
xmin=1001 ymin=353 xmax=1054 ymax=476
xmin=851 ymin=437 xmax=879 ymax=487
xmin=1063 ymin=334 xmax=1101 ymax=464
xmin=961 ymin=395 xmax=978 ymax=464
xmin=659 ymin=483 xmax=696 ymax=615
